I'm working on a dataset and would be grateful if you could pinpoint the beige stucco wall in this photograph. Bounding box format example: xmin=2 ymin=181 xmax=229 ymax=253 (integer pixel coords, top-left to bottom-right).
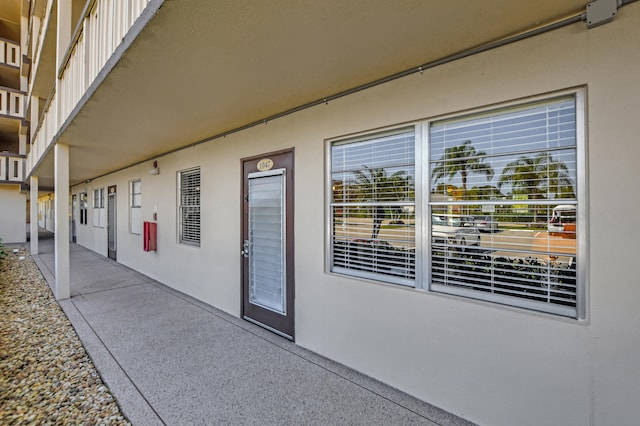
xmin=0 ymin=185 xmax=26 ymax=243
xmin=70 ymin=4 xmax=640 ymax=425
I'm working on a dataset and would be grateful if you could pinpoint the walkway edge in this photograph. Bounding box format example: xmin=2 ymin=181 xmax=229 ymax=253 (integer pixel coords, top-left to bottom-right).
xmin=33 ymin=253 xmax=163 ymax=425
xmin=60 ymin=299 xmax=164 ymax=426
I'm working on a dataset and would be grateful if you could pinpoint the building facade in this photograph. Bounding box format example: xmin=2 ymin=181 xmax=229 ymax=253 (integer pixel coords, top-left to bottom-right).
xmin=20 ymin=0 xmax=640 ymax=424
xmin=0 ymin=1 xmax=28 ymax=243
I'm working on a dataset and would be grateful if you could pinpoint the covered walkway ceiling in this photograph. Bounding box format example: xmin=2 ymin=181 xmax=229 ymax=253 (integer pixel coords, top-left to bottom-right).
xmin=34 ymin=0 xmax=598 ymax=185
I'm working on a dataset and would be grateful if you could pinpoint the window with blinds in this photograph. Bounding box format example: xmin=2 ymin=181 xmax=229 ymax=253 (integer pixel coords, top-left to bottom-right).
xmin=178 ymin=167 xmax=201 ymax=246
xmin=326 ymin=90 xmax=584 ymax=318
xmin=330 ymin=129 xmax=416 ymax=285
xmin=130 ymin=180 xmax=142 ymax=235
xmin=93 ymin=188 xmax=105 ymax=228
xmin=428 ymin=96 xmax=580 ymax=317
xmin=93 ymin=188 xmax=104 ymax=208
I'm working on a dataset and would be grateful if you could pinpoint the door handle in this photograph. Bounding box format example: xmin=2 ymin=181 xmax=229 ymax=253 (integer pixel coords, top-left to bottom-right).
xmin=241 ymin=240 xmax=249 ymax=258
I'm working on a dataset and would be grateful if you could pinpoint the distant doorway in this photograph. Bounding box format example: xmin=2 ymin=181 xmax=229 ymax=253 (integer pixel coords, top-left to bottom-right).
xmin=107 ymin=185 xmax=117 ymax=260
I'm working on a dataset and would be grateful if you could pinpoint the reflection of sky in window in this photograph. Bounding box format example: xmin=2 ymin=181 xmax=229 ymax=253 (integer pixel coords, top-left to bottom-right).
xmin=332 ymin=130 xmax=415 ymax=203
xmin=429 ymin=97 xmax=577 ymax=198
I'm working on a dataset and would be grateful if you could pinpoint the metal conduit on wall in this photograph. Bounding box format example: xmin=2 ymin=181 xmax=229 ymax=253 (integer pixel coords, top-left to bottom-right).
xmin=88 ymin=0 xmax=638 ymax=181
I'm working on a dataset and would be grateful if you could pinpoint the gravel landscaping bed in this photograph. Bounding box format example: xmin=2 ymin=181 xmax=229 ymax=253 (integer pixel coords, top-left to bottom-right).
xmin=0 ymin=245 xmax=130 ymax=425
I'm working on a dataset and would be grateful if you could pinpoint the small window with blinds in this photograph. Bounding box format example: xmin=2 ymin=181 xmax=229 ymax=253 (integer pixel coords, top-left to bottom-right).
xmin=330 ymin=128 xmax=416 ymax=285
xmin=428 ymin=94 xmax=583 ymax=318
xmin=178 ymin=167 xmax=201 ymax=246
xmin=93 ymin=188 xmax=105 ymax=228
xmin=130 ymin=180 xmax=142 ymax=235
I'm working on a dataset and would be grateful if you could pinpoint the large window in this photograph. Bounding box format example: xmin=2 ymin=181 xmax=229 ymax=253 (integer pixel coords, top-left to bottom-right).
xmin=130 ymin=180 xmax=142 ymax=235
xmin=178 ymin=167 xmax=201 ymax=246
xmin=329 ymin=129 xmax=416 ymax=285
xmin=428 ymin=95 xmax=582 ymax=318
xmin=328 ymin=91 xmax=584 ymax=318
xmin=93 ymin=188 xmax=105 ymax=227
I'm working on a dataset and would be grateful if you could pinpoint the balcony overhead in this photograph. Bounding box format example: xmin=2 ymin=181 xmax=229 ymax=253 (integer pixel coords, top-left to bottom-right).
xmin=0 ymin=115 xmax=21 ymax=150
xmin=0 ymin=41 xmax=21 ymax=88
xmin=31 ymin=0 xmax=593 ymax=186
xmin=0 ymin=0 xmax=21 ymax=42
xmin=30 ymin=1 xmax=57 ymax=100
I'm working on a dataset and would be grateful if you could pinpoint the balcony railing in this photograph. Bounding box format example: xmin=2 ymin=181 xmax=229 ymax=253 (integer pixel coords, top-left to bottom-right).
xmin=61 ymin=0 xmax=149 ymax=122
xmin=0 ymin=154 xmax=26 ymax=182
xmin=27 ymin=0 xmax=152 ymax=176
xmin=0 ymin=87 xmax=25 ymax=118
xmin=0 ymin=38 xmax=20 ymax=68
xmin=27 ymin=88 xmax=56 ymax=175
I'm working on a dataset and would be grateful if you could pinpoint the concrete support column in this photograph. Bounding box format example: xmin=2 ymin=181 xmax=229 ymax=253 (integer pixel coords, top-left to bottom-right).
xmin=54 ymin=143 xmax=70 ymax=300
xmin=30 ymin=176 xmax=39 ymax=255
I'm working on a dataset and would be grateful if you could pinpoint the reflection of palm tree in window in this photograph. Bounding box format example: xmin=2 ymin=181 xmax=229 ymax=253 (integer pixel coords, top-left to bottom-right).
xmin=431 ymin=140 xmax=494 ymax=212
xmin=498 ymin=152 xmax=575 ymax=220
xmin=353 ymin=166 xmax=412 ymax=239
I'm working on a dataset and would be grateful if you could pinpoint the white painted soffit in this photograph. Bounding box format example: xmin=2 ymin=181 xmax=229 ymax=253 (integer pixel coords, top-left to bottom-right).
xmin=36 ymin=0 xmax=606 ymax=185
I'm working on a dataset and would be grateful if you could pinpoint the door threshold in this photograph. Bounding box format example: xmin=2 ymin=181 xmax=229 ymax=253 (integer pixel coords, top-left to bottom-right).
xmin=244 ymin=316 xmax=293 ymax=341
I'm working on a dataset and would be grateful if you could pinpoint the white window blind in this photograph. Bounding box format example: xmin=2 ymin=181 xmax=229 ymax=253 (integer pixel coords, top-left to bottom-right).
xmin=330 ymin=129 xmax=416 ymax=285
xmin=178 ymin=168 xmax=201 ymax=245
xmin=428 ymin=96 xmax=579 ymax=317
xmin=248 ymin=170 xmax=286 ymax=314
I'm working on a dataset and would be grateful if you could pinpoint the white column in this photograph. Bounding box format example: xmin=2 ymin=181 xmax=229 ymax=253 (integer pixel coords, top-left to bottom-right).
xmin=54 ymin=143 xmax=70 ymax=300
xmin=30 ymin=176 xmax=39 ymax=255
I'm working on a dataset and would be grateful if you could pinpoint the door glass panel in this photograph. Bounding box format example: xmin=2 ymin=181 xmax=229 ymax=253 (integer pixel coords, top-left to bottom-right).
xmin=248 ymin=170 xmax=286 ymax=314
xmin=108 ymin=195 xmax=116 ymax=251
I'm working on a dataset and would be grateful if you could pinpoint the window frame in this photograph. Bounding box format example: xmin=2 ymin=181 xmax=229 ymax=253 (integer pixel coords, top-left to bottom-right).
xmin=326 ymin=88 xmax=586 ymax=319
xmin=130 ymin=179 xmax=142 ymax=235
xmin=92 ymin=187 xmax=105 ymax=228
xmin=79 ymin=192 xmax=88 ymax=225
xmin=326 ymin=126 xmax=421 ymax=287
xmin=177 ymin=167 xmax=201 ymax=246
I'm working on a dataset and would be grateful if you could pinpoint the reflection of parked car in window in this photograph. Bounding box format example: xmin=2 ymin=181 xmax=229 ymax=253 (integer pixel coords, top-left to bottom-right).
xmin=432 ymin=214 xmax=480 ymax=250
xmin=548 ymin=205 xmax=576 ymax=238
xmin=475 ymin=215 xmax=498 ymax=232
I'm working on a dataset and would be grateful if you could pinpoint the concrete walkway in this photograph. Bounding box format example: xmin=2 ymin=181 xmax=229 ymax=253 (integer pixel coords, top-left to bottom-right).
xmin=32 ymin=234 xmax=471 ymax=425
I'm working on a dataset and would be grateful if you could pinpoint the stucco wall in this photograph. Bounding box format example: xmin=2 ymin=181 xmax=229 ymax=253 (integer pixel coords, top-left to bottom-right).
xmin=70 ymin=5 xmax=640 ymax=425
xmin=0 ymin=185 xmax=26 ymax=243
